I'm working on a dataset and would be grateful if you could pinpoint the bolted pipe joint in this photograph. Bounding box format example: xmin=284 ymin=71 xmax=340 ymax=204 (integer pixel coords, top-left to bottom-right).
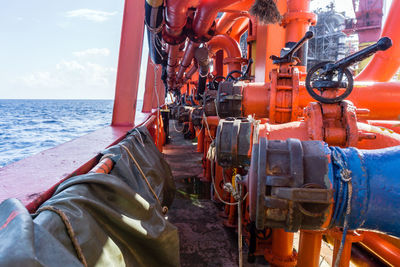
xmin=248 ymin=138 xmax=400 ymax=238
xmin=248 ymin=138 xmax=333 ymax=232
xmin=215 ymin=117 xmax=254 ymax=168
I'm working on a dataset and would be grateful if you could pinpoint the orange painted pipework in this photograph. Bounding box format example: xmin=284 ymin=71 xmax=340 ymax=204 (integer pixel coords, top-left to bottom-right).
xmin=241 ymin=82 xmax=270 ymax=118
xmin=241 ymin=81 xmax=400 ymax=120
xmin=192 ymin=0 xmax=245 ymax=38
xmin=208 ymin=34 xmax=242 ymax=72
xmin=229 ymin=17 xmax=250 ymax=42
xmin=356 ymin=0 xmax=400 ymax=82
xmin=222 ymin=0 xmax=254 ymax=11
xmin=177 ymin=41 xmax=200 ymax=81
xmin=297 ymin=231 xmax=323 ymax=267
xmin=360 ymin=232 xmax=400 ymax=266
xmin=167 ymin=44 xmax=180 ymax=88
xmin=300 ymin=82 xmax=400 ymax=120
xmin=258 ymin=120 xmax=400 ymax=148
xmin=282 ymin=0 xmax=316 ymax=43
xmin=165 ymin=0 xmax=198 ymax=37
xmin=216 ymin=11 xmax=250 ymax=34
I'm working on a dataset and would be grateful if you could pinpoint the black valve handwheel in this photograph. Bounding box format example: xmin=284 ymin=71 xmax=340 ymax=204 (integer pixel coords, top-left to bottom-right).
xmin=305 ymin=61 xmax=354 ymax=104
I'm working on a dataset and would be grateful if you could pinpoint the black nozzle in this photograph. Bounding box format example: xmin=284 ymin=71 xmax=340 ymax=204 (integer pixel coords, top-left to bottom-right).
xmin=270 ymin=31 xmax=314 ymax=64
xmin=377 ymin=37 xmax=392 ymax=51
xmin=304 ymin=31 xmax=314 ymax=39
xmin=326 ymin=37 xmax=393 ymax=72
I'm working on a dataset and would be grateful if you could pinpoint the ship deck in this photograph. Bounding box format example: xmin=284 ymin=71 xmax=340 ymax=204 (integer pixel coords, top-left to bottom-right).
xmin=164 ymin=122 xmax=270 ymax=266
xmin=163 ymin=121 xmax=339 ymax=267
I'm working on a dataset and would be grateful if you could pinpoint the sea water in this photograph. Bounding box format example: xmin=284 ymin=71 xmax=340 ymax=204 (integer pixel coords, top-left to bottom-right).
xmin=0 ymin=99 xmax=137 ymax=168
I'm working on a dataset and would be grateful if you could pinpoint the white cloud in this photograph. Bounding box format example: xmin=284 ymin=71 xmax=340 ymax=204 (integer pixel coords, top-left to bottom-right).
xmin=73 ymin=48 xmax=110 ymax=57
xmin=17 ymin=59 xmax=117 ymax=99
xmin=65 ymin=9 xmax=117 ymax=22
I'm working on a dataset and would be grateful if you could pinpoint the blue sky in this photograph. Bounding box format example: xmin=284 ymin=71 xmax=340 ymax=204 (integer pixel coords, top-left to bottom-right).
xmin=0 ymin=0 xmax=391 ymax=99
xmin=0 ymin=1 xmax=127 ymax=99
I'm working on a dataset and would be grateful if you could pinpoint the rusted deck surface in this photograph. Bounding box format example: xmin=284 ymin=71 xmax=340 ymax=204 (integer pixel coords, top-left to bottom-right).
xmin=163 ymin=122 xmax=270 ymax=267
xmin=162 ymin=122 xmax=367 ymax=267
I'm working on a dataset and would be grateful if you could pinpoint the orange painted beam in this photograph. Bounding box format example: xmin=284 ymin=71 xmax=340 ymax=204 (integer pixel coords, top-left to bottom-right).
xmin=112 ymin=0 xmax=145 ymax=126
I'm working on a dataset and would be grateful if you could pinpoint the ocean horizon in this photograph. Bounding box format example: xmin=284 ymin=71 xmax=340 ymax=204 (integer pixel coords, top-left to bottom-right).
xmin=0 ymin=99 xmax=143 ymax=168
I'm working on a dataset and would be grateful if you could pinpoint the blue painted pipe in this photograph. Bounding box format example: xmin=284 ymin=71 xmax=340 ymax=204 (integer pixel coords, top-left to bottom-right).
xmin=328 ymin=145 xmax=400 ymax=237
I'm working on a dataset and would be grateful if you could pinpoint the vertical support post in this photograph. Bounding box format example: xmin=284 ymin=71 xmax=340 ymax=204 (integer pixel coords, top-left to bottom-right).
xmin=254 ymin=0 xmax=287 ymax=83
xmin=297 ymin=231 xmax=323 ymax=267
xmin=112 ymin=0 xmax=145 ymax=126
xmin=142 ymin=56 xmax=155 ymax=113
xmin=152 ymin=66 xmax=164 ymax=109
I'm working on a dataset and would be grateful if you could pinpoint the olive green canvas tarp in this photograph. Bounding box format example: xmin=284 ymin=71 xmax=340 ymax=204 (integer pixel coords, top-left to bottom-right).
xmin=0 ymin=127 xmax=179 ymax=266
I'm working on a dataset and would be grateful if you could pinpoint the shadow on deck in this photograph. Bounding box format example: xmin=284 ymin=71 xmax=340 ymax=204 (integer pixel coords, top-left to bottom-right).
xmin=163 ymin=122 xmax=270 ymax=267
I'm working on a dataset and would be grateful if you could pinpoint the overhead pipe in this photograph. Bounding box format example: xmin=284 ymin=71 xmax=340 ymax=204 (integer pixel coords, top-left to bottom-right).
xmin=208 ymin=34 xmax=242 ymax=73
xmin=167 ymin=44 xmax=180 ymax=89
xmin=174 ymin=0 xmax=246 ymax=90
xmin=164 ymin=0 xmax=198 ymax=38
xmin=176 ymin=41 xmax=200 ymax=81
xmin=183 ymin=64 xmax=198 ymax=83
xmin=229 ymin=17 xmax=250 ymax=42
xmin=356 ymin=0 xmax=400 ymax=82
xmin=164 ymin=0 xmax=199 ymax=90
xmin=192 ymin=0 xmax=246 ymax=38
xmin=194 ymin=47 xmax=210 ymax=98
xmin=216 ymin=11 xmax=250 ymax=34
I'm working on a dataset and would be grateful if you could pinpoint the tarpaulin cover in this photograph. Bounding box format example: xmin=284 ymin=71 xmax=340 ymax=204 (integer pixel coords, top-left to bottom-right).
xmin=0 ymin=126 xmax=179 ymax=266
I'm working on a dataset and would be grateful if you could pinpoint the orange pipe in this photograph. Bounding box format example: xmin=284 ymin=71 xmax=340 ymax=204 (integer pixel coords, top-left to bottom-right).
xmin=165 ymin=0 xmax=198 ymax=37
xmin=177 ymin=41 xmax=200 ymax=81
xmin=89 ymin=157 xmax=114 ymax=174
xmin=297 ymin=231 xmax=323 ymax=267
xmin=208 ymin=34 xmax=242 ymax=72
xmin=267 ymin=229 xmax=296 ymax=266
xmin=192 ymin=0 xmax=245 ymax=38
xmin=283 ymin=0 xmax=315 ymax=42
xmin=230 ymin=17 xmax=250 ymax=42
xmin=298 ymin=82 xmax=400 ymax=120
xmin=216 ymin=11 xmax=249 ymax=34
xmin=239 ymin=81 xmax=400 ymax=120
xmin=356 ymin=0 xmax=400 ymax=82
xmin=197 ymin=127 xmax=205 ymax=152
xmin=242 ymin=82 xmax=270 ymax=118
xmin=360 ymin=232 xmax=400 ymax=266
xmin=356 ymin=122 xmax=400 ymax=149
xmin=223 ymin=0 xmax=254 ymax=11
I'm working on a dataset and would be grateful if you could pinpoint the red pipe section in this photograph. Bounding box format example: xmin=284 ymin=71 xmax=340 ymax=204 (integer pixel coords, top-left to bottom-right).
xmin=192 ymin=0 xmax=245 ymax=38
xmin=360 ymin=232 xmax=400 ymax=266
xmin=216 ymin=11 xmax=250 ymax=34
xmin=297 ymin=82 xmax=400 ymax=120
xmin=356 ymin=0 xmax=400 ymax=82
xmin=177 ymin=41 xmax=200 ymax=81
xmin=167 ymin=44 xmax=180 ymax=88
xmin=165 ymin=0 xmax=198 ymax=37
xmin=208 ymin=34 xmax=242 ymax=72
xmin=229 ymin=17 xmax=250 ymax=41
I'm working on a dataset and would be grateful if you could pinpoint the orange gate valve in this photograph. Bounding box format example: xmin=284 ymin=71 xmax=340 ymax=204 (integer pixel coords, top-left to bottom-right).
xmin=268 ymin=31 xmax=314 ymax=123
